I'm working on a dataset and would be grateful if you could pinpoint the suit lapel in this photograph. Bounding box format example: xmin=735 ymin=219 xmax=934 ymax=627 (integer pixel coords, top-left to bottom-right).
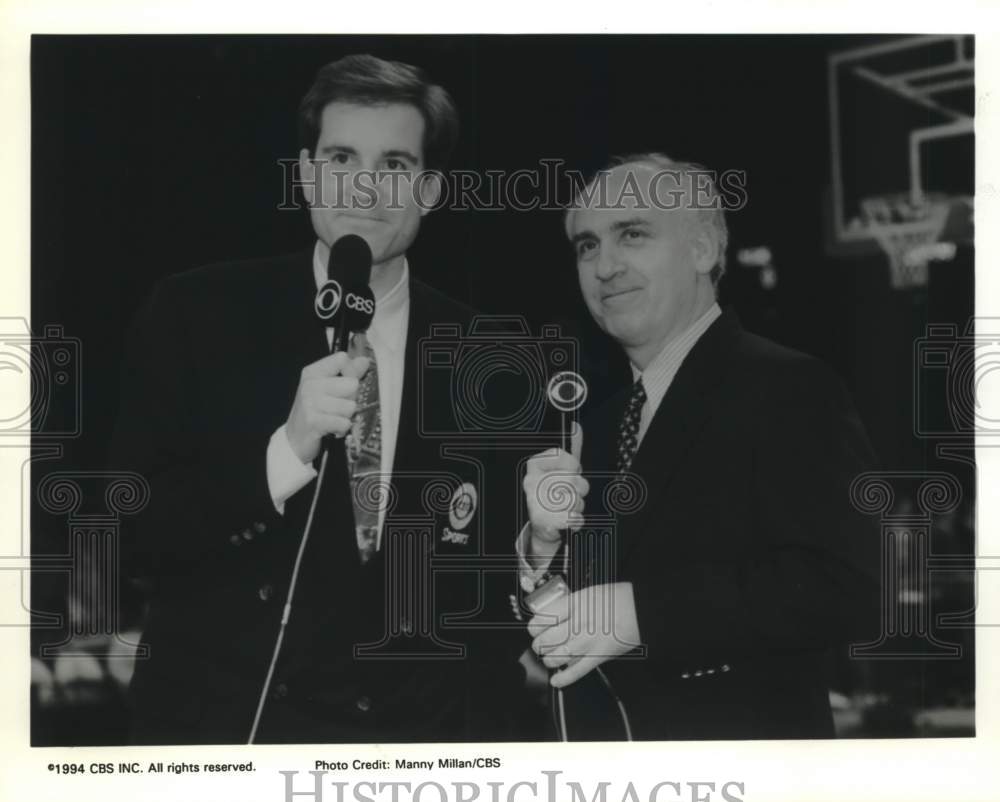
xmin=273 ymin=249 xmax=331 ymax=370
xmin=614 ymin=311 xmax=743 ymax=558
xmin=394 ymin=279 xmax=431 ymax=476
xmin=582 ymin=387 xmax=629 ymax=477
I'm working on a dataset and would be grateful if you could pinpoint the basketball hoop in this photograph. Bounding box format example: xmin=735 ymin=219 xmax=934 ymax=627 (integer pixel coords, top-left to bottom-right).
xmin=860 ymin=194 xmax=953 ymax=290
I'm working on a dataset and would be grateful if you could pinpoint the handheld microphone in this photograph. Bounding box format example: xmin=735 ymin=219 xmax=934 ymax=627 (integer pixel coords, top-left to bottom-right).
xmin=314 ymin=279 xmax=343 ymax=328
xmin=330 ymin=232 xmax=371 ymax=278
xmin=546 ymin=370 xmax=588 ymax=452
xmin=316 ymin=234 xmax=372 ymax=349
xmin=342 ymin=285 xmax=375 ymax=337
xmin=314 ymin=235 xmax=351 ymax=331
xmin=333 ymin=235 xmax=374 ymax=350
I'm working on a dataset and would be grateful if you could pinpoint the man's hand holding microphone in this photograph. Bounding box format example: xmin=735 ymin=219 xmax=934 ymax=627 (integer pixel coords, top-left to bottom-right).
xmin=521 ymin=423 xmax=642 ymax=688
xmin=522 ymin=423 xmax=587 ymax=571
xmin=285 ymin=351 xmax=370 ymax=464
xmin=287 ymin=232 xmax=376 ymax=465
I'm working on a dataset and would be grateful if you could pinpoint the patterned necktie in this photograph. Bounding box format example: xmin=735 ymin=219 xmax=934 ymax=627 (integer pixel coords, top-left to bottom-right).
xmin=616 ymin=377 xmax=647 ymax=474
xmin=345 ymin=331 xmax=382 ymax=564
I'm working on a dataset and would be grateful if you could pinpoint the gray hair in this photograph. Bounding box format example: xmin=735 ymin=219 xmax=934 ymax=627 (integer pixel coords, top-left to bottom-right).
xmin=564 ymin=152 xmax=729 ymax=287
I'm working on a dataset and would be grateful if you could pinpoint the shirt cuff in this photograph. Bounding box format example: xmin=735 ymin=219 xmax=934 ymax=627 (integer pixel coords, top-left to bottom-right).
xmin=266 ymin=424 xmax=318 ymax=514
xmin=516 ymin=522 xmax=556 ymax=593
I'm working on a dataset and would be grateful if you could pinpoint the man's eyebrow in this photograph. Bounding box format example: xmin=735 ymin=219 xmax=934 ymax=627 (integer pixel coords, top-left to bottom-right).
xmin=610 ymin=217 xmax=651 ymax=232
xmin=570 ymin=217 xmax=650 ymax=245
xmin=317 ymin=145 xmax=420 ymax=164
xmin=382 ymin=149 xmax=420 ymax=164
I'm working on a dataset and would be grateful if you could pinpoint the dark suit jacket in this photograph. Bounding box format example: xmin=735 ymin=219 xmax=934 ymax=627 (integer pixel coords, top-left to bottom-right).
xmin=559 ymin=309 xmax=881 ymax=740
xmin=111 ymin=250 xmax=523 ymax=744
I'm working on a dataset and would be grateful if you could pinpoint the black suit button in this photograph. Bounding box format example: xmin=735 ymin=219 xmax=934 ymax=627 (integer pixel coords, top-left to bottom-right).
xmin=355 ymin=696 xmax=371 ymax=712
xmin=680 ymin=672 xmax=691 ymax=680
xmin=241 ymin=528 xmax=254 ymax=542
xmin=721 ymin=664 xmax=731 ymax=673
xmin=253 ymin=521 xmax=267 ymax=534
xmin=258 ymin=584 xmax=274 ymax=602
xmin=273 ymin=682 xmax=289 ymax=700
xmin=229 ymin=534 xmax=242 ymax=546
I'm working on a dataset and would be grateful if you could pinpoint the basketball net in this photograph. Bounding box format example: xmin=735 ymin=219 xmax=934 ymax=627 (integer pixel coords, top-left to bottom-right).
xmin=861 ymin=196 xmax=951 ymax=290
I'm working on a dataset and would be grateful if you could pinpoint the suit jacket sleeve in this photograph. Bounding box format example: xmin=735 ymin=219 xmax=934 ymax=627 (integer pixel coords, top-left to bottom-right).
xmin=109 ymin=276 xmax=281 ymax=580
xmin=628 ymin=359 xmax=881 ymax=668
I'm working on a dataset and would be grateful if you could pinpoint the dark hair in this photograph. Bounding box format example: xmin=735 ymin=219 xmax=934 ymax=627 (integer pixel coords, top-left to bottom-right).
xmin=298 ymin=54 xmax=459 ymax=172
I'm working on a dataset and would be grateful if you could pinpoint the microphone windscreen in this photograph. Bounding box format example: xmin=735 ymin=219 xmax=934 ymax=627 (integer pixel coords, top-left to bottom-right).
xmin=331 ymin=234 xmax=372 ymax=288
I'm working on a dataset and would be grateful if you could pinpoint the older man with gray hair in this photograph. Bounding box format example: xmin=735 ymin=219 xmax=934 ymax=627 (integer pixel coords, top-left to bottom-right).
xmin=519 ymin=153 xmax=880 ymax=740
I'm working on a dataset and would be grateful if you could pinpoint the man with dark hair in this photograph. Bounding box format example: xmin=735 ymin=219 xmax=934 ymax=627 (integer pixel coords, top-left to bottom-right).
xmin=112 ymin=54 xmax=520 ymax=744
xmin=298 ymin=53 xmax=459 ymax=174
xmin=519 ymin=154 xmax=880 ymax=740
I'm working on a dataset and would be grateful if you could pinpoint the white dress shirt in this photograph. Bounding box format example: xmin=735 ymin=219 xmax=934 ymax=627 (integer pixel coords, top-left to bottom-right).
xmin=630 ymin=302 xmax=721 ymax=445
xmin=517 ymin=302 xmax=722 ymax=586
xmin=266 ymin=241 xmax=410 ymax=549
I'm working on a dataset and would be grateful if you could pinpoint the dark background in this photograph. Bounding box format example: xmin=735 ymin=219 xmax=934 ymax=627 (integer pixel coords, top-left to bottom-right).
xmin=29 ymin=34 xmax=976 ymax=743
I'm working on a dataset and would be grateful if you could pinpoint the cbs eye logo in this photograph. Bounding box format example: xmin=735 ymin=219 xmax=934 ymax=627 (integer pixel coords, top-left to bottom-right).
xmin=546 ymin=371 xmax=588 ymax=413
xmin=315 ymin=280 xmax=343 ymax=321
xmin=345 ymin=292 xmax=375 ymax=315
xmin=448 ymin=482 xmax=478 ymax=531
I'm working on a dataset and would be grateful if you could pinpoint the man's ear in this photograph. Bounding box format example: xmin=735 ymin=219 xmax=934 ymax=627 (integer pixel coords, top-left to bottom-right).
xmin=689 ymin=223 xmax=719 ymax=277
xmin=298 ymin=148 xmax=316 ymax=206
xmin=415 ymin=170 xmax=443 ymax=217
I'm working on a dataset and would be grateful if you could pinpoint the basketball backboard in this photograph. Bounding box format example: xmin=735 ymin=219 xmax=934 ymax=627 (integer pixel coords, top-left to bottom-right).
xmin=826 ymin=35 xmax=974 ymax=287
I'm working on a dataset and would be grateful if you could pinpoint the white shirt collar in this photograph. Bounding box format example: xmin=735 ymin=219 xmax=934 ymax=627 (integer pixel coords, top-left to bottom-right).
xmin=630 ymin=303 xmax=722 ymax=415
xmin=630 ymin=303 xmax=722 ymax=377
xmin=311 ymin=241 xmax=409 ymax=354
